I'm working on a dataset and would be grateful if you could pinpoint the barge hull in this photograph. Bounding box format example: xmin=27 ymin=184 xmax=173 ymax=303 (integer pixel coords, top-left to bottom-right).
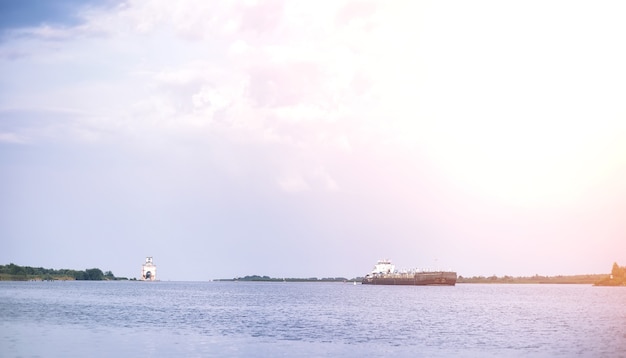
xmin=362 ymin=272 xmax=457 ymax=286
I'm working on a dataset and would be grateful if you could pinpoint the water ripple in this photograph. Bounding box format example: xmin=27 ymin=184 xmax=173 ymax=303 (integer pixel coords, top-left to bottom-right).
xmin=1 ymin=281 xmax=625 ymax=357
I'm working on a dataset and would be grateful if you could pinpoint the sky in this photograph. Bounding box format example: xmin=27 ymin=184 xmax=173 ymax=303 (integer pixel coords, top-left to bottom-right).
xmin=1 ymin=0 xmax=625 ymax=281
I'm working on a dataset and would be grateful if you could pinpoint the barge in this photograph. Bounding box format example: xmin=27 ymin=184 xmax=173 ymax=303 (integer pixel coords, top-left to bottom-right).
xmin=361 ymin=259 xmax=457 ymax=286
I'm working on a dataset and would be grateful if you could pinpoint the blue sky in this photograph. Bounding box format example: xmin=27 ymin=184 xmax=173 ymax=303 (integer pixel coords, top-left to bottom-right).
xmin=1 ymin=0 xmax=625 ymax=280
xmin=0 ymin=0 xmax=107 ymax=32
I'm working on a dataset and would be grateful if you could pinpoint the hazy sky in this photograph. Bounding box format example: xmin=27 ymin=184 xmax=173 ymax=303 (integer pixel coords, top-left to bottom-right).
xmin=1 ymin=0 xmax=625 ymax=281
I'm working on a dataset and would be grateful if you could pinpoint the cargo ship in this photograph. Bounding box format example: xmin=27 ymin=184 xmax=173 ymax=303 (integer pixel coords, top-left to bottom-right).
xmin=361 ymin=259 xmax=457 ymax=286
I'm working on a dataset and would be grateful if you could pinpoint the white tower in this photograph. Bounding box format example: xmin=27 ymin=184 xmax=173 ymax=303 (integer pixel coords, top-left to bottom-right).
xmin=141 ymin=257 xmax=157 ymax=281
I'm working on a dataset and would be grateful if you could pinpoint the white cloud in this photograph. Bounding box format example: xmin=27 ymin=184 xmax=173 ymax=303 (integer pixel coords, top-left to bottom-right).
xmin=192 ymin=86 xmax=232 ymax=113
xmin=1 ymin=0 xmax=625 ymax=202
xmin=314 ymin=166 xmax=340 ymax=192
xmin=277 ymin=174 xmax=310 ymax=193
xmin=229 ymin=39 xmax=251 ymax=55
xmin=276 ymin=166 xmax=339 ymax=193
xmin=0 ymin=132 xmax=28 ymax=144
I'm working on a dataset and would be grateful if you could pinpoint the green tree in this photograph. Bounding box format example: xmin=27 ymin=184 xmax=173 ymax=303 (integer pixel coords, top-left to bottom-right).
xmin=85 ymin=268 xmax=104 ymax=280
xmin=8 ymin=263 xmax=25 ymax=276
xmin=104 ymin=271 xmax=114 ymax=279
xmin=611 ymin=262 xmax=622 ymax=278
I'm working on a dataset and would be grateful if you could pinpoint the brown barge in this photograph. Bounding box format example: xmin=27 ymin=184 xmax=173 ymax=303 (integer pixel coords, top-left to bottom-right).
xmin=361 ymin=259 xmax=457 ymax=286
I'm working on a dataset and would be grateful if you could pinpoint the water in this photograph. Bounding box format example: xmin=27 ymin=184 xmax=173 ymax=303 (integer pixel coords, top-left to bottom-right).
xmin=1 ymin=281 xmax=625 ymax=357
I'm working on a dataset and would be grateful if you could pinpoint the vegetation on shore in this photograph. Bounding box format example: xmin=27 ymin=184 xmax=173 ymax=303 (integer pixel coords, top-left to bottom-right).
xmin=460 ymin=263 xmax=626 ymax=285
xmin=218 ymin=275 xmax=362 ymax=282
xmin=224 ymin=272 xmax=617 ymax=285
xmin=457 ymin=274 xmax=607 ymax=284
xmin=0 ymin=263 xmax=128 ymax=281
xmin=593 ymin=262 xmax=626 ymax=286
xmin=4 ymin=262 xmax=624 ymax=285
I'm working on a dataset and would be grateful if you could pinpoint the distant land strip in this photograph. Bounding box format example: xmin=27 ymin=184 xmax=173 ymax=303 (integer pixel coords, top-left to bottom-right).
xmin=2 ymin=263 xmax=624 ymax=285
xmin=455 ymin=262 xmax=625 ymax=286
xmin=0 ymin=263 xmax=129 ymax=281
xmin=216 ymin=275 xmax=362 ymax=283
xmin=223 ymin=262 xmax=626 ymax=286
xmin=458 ymin=274 xmax=607 ymax=284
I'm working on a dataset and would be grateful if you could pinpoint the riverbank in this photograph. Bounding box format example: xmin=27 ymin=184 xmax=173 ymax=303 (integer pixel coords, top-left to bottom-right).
xmin=0 ymin=264 xmax=128 ymax=281
xmin=457 ymin=274 xmax=607 ymax=285
xmin=221 ymin=274 xmax=611 ymax=285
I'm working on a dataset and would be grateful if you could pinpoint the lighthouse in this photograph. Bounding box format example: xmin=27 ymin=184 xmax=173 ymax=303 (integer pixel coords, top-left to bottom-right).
xmin=141 ymin=257 xmax=157 ymax=281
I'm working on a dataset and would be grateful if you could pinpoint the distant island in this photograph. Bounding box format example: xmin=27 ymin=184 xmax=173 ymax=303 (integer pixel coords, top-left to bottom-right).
xmin=0 ymin=263 xmax=129 ymax=281
xmin=593 ymin=262 xmax=626 ymax=286
xmin=217 ymin=275 xmax=362 ymax=283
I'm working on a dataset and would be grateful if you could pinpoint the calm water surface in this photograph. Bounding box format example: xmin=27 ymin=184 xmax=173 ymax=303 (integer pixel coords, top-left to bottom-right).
xmin=1 ymin=281 xmax=625 ymax=357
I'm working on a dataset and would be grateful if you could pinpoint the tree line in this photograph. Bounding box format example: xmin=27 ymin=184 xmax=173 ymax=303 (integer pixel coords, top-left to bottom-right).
xmin=594 ymin=262 xmax=626 ymax=286
xmin=222 ymin=275 xmax=359 ymax=282
xmin=456 ymin=262 xmax=625 ymax=286
xmin=457 ymin=273 xmax=608 ymax=284
xmin=0 ymin=263 xmax=125 ymax=281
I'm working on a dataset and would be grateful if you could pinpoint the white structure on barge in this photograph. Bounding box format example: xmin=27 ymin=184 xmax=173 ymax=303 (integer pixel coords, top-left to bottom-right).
xmin=141 ymin=257 xmax=157 ymax=281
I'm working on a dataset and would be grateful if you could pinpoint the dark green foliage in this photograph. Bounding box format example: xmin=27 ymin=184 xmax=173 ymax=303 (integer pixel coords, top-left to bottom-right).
xmin=73 ymin=271 xmax=87 ymax=280
xmin=6 ymin=263 xmax=26 ymax=275
xmin=0 ymin=264 xmax=118 ymax=281
xmin=84 ymin=268 xmax=104 ymax=280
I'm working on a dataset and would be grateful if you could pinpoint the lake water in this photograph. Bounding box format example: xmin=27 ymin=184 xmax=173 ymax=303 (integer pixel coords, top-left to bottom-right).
xmin=1 ymin=281 xmax=625 ymax=357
